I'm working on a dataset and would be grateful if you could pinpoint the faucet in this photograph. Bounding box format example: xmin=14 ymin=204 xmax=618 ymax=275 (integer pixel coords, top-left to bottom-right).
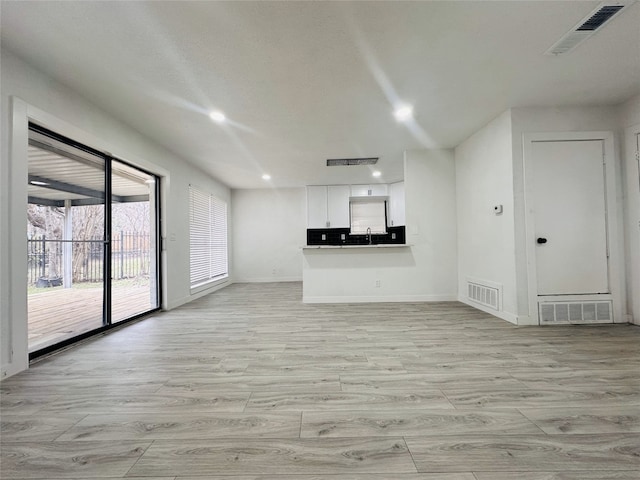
xmin=366 ymin=227 xmax=372 ymax=245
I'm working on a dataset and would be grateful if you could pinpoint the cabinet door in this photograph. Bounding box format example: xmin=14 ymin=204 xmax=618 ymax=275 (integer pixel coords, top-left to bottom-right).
xmin=327 ymin=185 xmax=351 ymax=228
xmin=370 ymin=184 xmax=388 ymax=196
xmin=350 ymin=184 xmax=370 ymax=197
xmin=389 ymin=182 xmax=405 ymax=226
xmin=307 ymin=186 xmax=328 ymax=228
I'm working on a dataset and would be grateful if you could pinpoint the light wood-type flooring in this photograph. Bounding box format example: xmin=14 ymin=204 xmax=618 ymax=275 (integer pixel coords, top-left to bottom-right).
xmin=2 ymin=282 xmax=639 ymax=479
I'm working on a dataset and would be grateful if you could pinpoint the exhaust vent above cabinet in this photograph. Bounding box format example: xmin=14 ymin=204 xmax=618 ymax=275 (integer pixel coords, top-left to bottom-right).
xmin=327 ymin=157 xmax=378 ymax=166
xmin=545 ymin=2 xmax=631 ymax=55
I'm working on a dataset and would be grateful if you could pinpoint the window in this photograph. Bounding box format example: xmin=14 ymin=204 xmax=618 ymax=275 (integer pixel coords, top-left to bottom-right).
xmin=189 ymin=185 xmax=228 ymax=288
xmin=350 ymin=199 xmax=387 ymax=235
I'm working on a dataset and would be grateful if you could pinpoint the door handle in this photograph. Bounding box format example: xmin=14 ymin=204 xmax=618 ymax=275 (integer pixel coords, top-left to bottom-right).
xmin=537 ymin=237 xmax=548 ymax=244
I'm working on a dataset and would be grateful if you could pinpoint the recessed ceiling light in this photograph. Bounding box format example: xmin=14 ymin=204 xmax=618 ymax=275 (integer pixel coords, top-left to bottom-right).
xmin=30 ymin=180 xmax=49 ymax=186
xmin=262 ymin=174 xmax=271 ymax=180
xmin=209 ymin=111 xmax=226 ymax=123
xmin=394 ymin=105 xmax=413 ymax=122
xmin=372 ymin=171 xmax=381 ymax=178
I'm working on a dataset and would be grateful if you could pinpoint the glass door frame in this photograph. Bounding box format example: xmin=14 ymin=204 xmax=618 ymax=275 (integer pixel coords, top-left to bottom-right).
xmin=28 ymin=123 xmax=162 ymax=360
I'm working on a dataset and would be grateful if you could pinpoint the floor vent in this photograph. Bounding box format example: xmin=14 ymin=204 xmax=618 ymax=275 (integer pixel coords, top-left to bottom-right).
xmin=545 ymin=2 xmax=630 ymax=55
xmin=539 ymin=301 xmax=613 ymax=324
xmin=467 ymin=279 xmax=501 ymax=311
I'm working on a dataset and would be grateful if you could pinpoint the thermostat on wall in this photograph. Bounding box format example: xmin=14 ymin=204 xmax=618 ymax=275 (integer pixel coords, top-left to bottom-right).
xmin=494 ymin=205 xmax=503 ymax=215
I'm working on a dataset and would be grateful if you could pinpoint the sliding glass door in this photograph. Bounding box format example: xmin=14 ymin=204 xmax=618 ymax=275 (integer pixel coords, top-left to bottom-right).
xmin=27 ymin=136 xmax=106 ymax=351
xmin=27 ymin=125 xmax=160 ymax=354
xmin=111 ymin=160 xmax=159 ymax=323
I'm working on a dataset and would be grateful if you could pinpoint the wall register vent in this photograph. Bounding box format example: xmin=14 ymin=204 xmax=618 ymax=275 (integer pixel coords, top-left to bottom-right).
xmin=539 ymin=301 xmax=613 ymax=324
xmin=327 ymin=157 xmax=378 ymax=166
xmin=467 ymin=279 xmax=502 ymax=311
xmin=545 ymin=2 xmax=630 ymax=55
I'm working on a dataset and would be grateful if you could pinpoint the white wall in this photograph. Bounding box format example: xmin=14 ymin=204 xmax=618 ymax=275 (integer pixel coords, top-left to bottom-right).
xmin=1 ymin=48 xmax=231 ymax=378
xmin=511 ymin=106 xmax=624 ymax=323
xmin=303 ymin=149 xmax=457 ymax=302
xmin=232 ymin=188 xmax=306 ymax=283
xmin=618 ymin=94 xmax=640 ymax=325
xmin=404 ymin=149 xmax=458 ymax=297
xmin=455 ymin=111 xmax=518 ymax=323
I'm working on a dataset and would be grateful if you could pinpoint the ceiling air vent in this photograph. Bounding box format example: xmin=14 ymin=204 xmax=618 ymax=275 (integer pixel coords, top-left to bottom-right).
xmin=576 ymin=5 xmax=625 ymax=30
xmin=327 ymin=157 xmax=378 ymax=166
xmin=545 ymin=2 xmax=631 ymax=55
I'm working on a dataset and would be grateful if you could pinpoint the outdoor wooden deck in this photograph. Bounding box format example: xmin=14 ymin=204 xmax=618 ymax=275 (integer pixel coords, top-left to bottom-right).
xmin=28 ymin=285 xmax=154 ymax=352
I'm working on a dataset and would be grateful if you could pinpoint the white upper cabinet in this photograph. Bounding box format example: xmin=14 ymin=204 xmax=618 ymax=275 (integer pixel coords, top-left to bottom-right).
xmin=370 ymin=184 xmax=389 ymax=196
xmin=307 ymin=186 xmax=328 ymax=228
xmin=308 ymin=183 xmax=402 ymax=228
xmin=307 ymin=185 xmax=350 ymax=228
xmin=350 ymin=184 xmax=389 ymax=197
xmin=388 ymin=181 xmax=405 ymax=227
xmin=350 ymin=184 xmax=370 ymax=197
xmin=327 ymin=185 xmax=350 ymax=228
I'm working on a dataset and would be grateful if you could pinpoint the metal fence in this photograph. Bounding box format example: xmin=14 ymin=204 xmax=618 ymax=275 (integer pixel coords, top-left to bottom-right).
xmin=27 ymin=232 xmax=151 ymax=287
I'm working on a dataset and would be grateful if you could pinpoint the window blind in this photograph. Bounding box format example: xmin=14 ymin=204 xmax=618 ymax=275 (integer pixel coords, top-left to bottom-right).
xmin=189 ymin=185 xmax=228 ymax=288
xmin=350 ymin=200 xmax=387 ymax=234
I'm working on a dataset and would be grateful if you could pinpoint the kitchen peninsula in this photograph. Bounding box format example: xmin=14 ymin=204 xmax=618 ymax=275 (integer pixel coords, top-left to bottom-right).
xmin=303 ymin=182 xmax=416 ymax=302
xmin=302 ymin=242 xmax=415 ymax=303
xmin=301 ymin=150 xmax=458 ymax=305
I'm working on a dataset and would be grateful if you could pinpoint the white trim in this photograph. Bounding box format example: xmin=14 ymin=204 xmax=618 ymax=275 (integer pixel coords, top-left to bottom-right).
xmin=515 ymin=315 xmax=536 ymax=326
xmin=168 ymin=279 xmax=232 ymax=310
xmin=189 ymin=276 xmax=230 ymax=295
xmin=625 ymin=123 xmax=640 ymax=326
xmin=303 ymin=294 xmax=457 ymax=304
xmin=235 ymin=276 xmax=302 ymax=284
xmin=2 ymin=97 xmax=30 ymax=379
xmin=457 ymin=295 xmax=518 ymax=325
xmin=522 ymin=131 xmax=622 ymax=326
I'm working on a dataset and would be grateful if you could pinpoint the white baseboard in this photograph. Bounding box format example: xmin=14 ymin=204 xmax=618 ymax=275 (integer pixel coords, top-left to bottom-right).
xmin=614 ymin=316 xmax=629 ymax=324
xmin=303 ymin=294 xmax=457 ymax=304
xmin=515 ymin=315 xmax=537 ymax=326
xmin=234 ymin=276 xmax=302 ymax=284
xmin=165 ymin=280 xmax=232 ymax=310
xmin=1 ymin=359 xmax=29 ymax=380
xmin=457 ymin=295 xmax=519 ymax=325
xmin=165 ymin=296 xmax=191 ymax=310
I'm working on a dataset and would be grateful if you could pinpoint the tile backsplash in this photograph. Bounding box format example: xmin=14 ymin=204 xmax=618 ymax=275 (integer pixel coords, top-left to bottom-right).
xmin=307 ymin=226 xmax=405 ymax=246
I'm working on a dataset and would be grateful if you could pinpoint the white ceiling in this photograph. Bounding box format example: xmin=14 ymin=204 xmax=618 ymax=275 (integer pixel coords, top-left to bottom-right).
xmin=2 ymin=1 xmax=639 ymax=189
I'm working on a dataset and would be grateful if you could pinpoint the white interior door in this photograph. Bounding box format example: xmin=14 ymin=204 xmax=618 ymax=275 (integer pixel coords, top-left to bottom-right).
xmin=531 ymin=140 xmax=609 ymax=295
